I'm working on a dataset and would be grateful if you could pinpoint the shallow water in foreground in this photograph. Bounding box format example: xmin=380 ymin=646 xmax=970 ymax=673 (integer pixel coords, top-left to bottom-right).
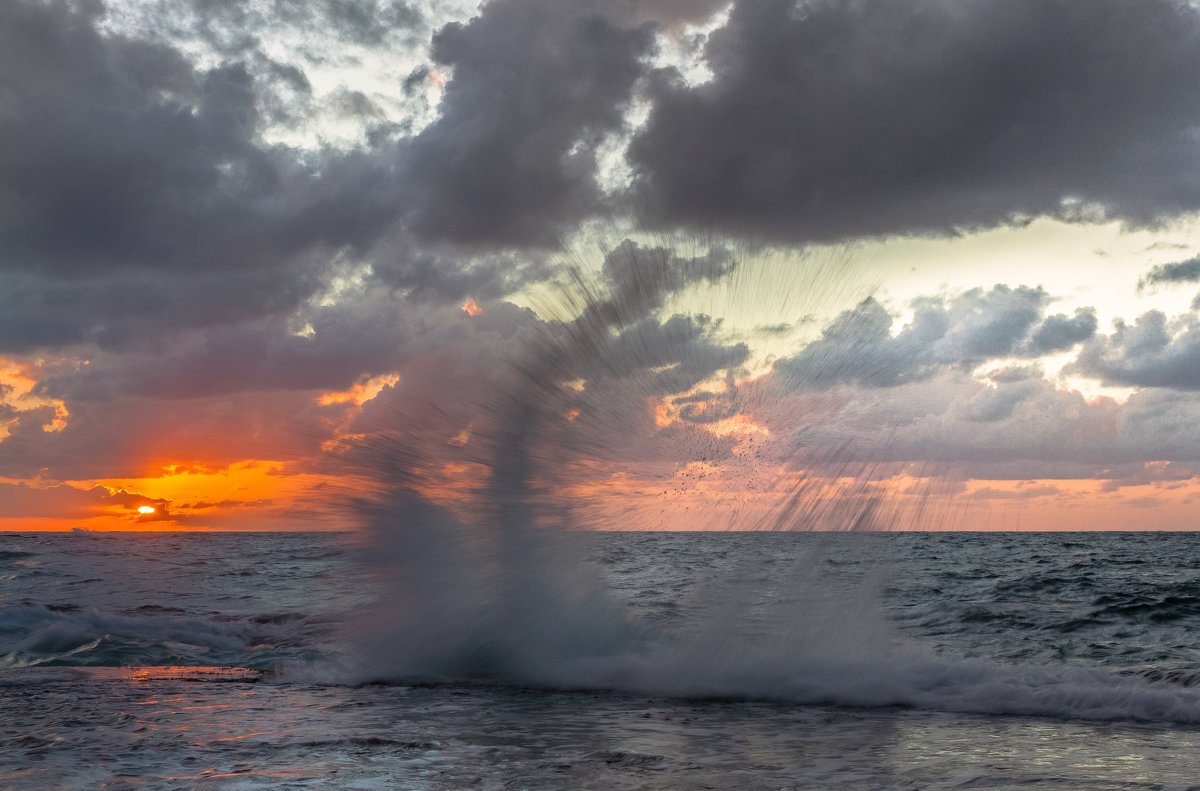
xmin=7 ymin=665 xmax=1200 ymax=790
xmin=4 ymin=531 xmax=1200 ymax=789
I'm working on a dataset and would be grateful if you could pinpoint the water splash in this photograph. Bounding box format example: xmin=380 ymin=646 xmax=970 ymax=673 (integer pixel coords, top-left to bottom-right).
xmin=321 ymin=240 xmax=1200 ymax=724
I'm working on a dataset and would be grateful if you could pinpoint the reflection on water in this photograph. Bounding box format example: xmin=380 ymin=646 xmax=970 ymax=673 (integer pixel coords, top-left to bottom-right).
xmin=4 ymin=667 xmax=1200 ymax=790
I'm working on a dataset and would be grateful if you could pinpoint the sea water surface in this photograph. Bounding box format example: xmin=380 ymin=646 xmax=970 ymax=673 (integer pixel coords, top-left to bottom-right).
xmin=3 ymin=530 xmax=1200 ymax=789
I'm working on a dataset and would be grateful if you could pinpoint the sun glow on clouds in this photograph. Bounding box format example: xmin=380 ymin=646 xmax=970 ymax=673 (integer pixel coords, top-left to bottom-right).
xmin=549 ymin=457 xmax=1200 ymax=531
xmin=64 ymin=461 xmax=353 ymax=532
xmin=0 ymin=358 xmax=71 ymax=439
xmin=317 ymin=374 xmax=400 ymax=407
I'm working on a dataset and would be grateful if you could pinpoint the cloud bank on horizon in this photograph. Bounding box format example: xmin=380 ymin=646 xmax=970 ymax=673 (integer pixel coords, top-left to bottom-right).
xmin=5 ymin=0 xmax=1200 ymax=529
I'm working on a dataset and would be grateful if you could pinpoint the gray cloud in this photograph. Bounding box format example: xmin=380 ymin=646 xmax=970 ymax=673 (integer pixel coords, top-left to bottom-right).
xmin=739 ymin=288 xmax=1200 ymax=481
xmin=341 ymin=238 xmax=752 ymax=484
xmin=604 ymin=314 xmax=749 ymax=394
xmin=985 ymin=364 xmax=1043 ymax=384
xmin=370 ymin=235 xmax=554 ymax=304
xmin=1024 ymin=308 xmax=1098 ymax=355
xmin=749 ymin=289 xmax=1200 ymax=480
xmin=33 ymin=285 xmax=456 ymax=402
xmin=772 ymin=297 xmax=932 ymax=389
xmin=1071 ymin=310 xmax=1200 ymax=389
xmin=632 ymin=0 xmax=730 ymax=28
xmin=402 ymin=0 xmax=654 ymax=246
xmin=600 ymin=240 xmax=735 ymax=323
xmin=1138 ymin=256 xmax=1200 ymax=291
xmin=0 ymin=0 xmax=403 ymax=280
xmin=0 ymin=266 xmax=322 ymax=355
xmin=1099 ymin=460 xmax=1193 ymax=492
xmin=749 ymin=367 xmax=1200 ymax=482
xmin=773 ymin=285 xmax=1051 ymax=390
xmin=629 ymin=0 xmax=1200 ymax=242
xmin=930 ymin=285 xmax=1047 ymax=362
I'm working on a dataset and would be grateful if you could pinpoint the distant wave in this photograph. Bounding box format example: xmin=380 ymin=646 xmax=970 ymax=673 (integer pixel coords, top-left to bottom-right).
xmin=0 ymin=550 xmax=36 ymax=561
xmin=0 ymin=601 xmax=324 ymax=670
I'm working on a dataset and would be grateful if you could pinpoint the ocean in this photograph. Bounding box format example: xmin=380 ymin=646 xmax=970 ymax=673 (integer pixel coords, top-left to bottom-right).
xmin=3 ymin=530 xmax=1200 ymax=789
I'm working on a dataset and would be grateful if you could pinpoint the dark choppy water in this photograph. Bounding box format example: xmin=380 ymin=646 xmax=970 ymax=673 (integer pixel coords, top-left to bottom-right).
xmin=4 ymin=530 xmax=1200 ymax=789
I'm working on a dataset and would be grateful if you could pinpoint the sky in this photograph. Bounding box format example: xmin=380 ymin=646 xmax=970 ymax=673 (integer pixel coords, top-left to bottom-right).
xmin=5 ymin=0 xmax=1200 ymax=531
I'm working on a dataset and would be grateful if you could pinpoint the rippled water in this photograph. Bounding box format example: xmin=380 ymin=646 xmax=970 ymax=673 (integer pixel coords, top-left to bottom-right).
xmin=4 ymin=530 xmax=1200 ymax=789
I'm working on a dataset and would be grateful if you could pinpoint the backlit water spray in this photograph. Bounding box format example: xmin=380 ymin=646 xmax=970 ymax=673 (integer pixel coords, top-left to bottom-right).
xmin=327 ymin=240 xmax=1200 ymax=722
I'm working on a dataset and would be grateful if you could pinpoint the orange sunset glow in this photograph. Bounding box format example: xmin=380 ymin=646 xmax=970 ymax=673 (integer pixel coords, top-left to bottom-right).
xmin=6 ymin=345 xmax=1200 ymax=532
xmin=4 ymin=0 xmax=1200 ymax=536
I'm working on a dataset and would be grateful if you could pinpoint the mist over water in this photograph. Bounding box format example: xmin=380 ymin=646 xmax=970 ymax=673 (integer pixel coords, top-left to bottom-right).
xmin=332 ymin=243 xmax=1200 ymax=724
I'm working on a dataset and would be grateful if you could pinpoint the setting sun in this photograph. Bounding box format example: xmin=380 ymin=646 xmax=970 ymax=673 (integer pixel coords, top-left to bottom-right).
xmin=137 ymin=506 xmax=155 ymax=514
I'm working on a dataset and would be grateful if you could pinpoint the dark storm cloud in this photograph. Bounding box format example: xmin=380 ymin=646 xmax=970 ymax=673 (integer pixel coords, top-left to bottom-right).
xmin=15 ymin=0 xmax=1200 ymax=506
xmin=526 ymin=311 xmax=748 ymax=471
xmin=632 ymin=0 xmax=730 ymax=28
xmin=629 ymin=0 xmax=1200 ymax=242
xmin=402 ymin=0 xmax=655 ymax=246
xmin=1138 ymin=256 xmax=1200 ymax=290
xmin=370 ymin=236 xmax=554 ymax=304
xmin=774 ymin=285 xmax=1051 ymax=390
xmin=0 ymin=0 xmax=400 ymax=278
xmin=1070 ymin=310 xmax=1200 ymax=390
xmin=0 ymin=267 xmax=322 ymax=354
xmin=522 ymin=240 xmax=751 ymax=431
xmin=34 ymin=288 xmax=426 ymax=401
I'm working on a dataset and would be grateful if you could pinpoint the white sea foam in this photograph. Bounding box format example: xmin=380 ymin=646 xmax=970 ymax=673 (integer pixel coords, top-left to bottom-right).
xmin=334 ymin=528 xmax=1200 ymax=723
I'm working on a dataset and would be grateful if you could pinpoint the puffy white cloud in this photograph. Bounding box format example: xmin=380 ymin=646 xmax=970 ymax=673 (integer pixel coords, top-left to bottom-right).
xmin=772 ymin=285 xmax=1068 ymax=390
